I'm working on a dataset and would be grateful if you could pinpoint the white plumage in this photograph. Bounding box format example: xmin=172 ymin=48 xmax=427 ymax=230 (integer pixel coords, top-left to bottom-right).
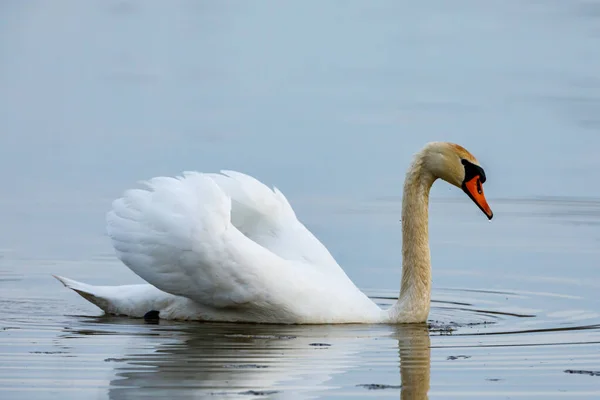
xmin=63 ymin=170 xmax=380 ymax=323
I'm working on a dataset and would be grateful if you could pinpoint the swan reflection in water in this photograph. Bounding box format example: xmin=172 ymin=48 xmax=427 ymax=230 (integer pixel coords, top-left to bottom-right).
xmin=104 ymin=322 xmax=431 ymax=399
xmin=397 ymin=324 xmax=430 ymax=400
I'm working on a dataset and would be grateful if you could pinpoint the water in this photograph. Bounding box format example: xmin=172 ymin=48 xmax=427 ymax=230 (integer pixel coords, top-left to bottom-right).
xmin=1 ymin=0 xmax=600 ymax=398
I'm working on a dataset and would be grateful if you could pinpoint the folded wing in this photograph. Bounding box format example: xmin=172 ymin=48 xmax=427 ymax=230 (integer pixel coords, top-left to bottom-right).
xmin=106 ymin=171 xmax=341 ymax=309
xmin=107 ymin=173 xmax=287 ymax=307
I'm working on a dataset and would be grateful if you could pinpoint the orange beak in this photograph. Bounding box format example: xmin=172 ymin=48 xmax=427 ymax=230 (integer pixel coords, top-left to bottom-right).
xmin=462 ymin=175 xmax=493 ymax=220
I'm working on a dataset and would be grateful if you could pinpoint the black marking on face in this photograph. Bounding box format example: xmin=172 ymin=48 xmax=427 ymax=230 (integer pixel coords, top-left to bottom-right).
xmin=461 ymin=159 xmax=486 ymax=184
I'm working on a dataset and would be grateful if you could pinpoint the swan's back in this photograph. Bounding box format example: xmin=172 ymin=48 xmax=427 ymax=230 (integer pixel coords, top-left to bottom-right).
xmin=105 ymin=171 xmax=379 ymax=323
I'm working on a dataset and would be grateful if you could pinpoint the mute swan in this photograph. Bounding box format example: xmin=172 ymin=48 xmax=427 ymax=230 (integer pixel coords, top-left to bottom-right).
xmin=55 ymin=142 xmax=492 ymax=324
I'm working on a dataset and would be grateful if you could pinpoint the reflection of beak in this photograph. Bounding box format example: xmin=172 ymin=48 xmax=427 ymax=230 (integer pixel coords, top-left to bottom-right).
xmin=462 ymin=176 xmax=493 ymax=220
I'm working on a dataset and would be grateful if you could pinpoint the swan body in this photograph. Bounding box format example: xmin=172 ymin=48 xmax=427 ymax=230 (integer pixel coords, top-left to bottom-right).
xmin=56 ymin=142 xmax=492 ymax=324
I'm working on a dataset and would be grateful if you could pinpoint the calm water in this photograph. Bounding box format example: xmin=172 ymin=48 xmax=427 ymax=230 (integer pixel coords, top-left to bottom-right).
xmin=1 ymin=1 xmax=600 ymax=398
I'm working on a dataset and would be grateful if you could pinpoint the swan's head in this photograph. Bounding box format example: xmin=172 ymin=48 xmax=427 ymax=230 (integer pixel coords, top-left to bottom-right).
xmin=422 ymin=142 xmax=493 ymax=220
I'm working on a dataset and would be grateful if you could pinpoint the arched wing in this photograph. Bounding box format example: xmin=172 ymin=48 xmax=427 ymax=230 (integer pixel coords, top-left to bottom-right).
xmin=106 ymin=173 xmax=291 ymax=307
xmin=207 ymin=170 xmax=341 ymax=270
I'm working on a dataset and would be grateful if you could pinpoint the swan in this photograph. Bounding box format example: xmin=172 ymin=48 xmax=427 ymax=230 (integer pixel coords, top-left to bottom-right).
xmin=55 ymin=141 xmax=492 ymax=324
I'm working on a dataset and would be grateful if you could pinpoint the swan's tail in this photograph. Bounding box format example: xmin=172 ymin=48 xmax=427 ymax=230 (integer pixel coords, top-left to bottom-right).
xmin=53 ymin=275 xmax=113 ymax=311
xmin=53 ymin=275 xmax=177 ymax=318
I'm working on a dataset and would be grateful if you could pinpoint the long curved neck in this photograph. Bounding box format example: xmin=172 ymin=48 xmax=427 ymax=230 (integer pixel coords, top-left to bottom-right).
xmin=388 ymin=155 xmax=436 ymax=323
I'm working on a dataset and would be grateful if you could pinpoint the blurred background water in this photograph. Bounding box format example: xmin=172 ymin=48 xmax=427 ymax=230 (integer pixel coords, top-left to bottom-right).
xmin=1 ymin=1 xmax=600 ymax=398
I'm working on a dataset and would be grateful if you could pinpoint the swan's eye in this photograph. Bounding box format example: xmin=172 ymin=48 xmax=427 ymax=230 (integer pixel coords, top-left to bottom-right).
xmin=476 ymin=179 xmax=482 ymax=194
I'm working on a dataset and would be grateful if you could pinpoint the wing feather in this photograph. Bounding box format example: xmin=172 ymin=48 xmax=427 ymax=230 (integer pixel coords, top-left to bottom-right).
xmin=207 ymin=170 xmax=341 ymax=269
xmin=107 ymin=173 xmax=288 ymax=308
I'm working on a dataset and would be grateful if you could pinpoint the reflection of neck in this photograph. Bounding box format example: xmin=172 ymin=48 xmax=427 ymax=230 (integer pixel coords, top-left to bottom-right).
xmin=389 ymin=154 xmax=436 ymax=323
xmin=397 ymin=324 xmax=431 ymax=400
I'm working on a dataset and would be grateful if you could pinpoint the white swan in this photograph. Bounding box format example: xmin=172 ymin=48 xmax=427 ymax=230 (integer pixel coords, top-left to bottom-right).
xmin=55 ymin=142 xmax=492 ymax=324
